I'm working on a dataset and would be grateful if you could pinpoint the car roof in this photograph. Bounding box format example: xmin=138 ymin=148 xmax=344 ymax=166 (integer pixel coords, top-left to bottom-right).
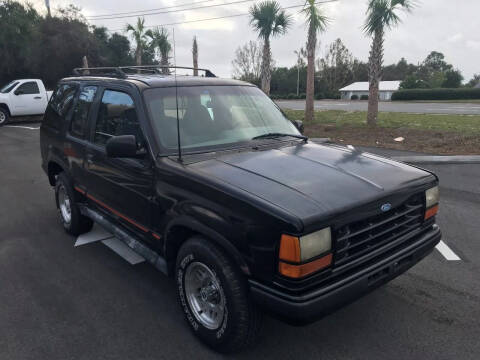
xmin=60 ymin=74 xmax=254 ymax=89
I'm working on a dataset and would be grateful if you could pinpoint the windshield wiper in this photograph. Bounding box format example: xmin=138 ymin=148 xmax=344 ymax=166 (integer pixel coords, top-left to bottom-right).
xmin=252 ymin=133 xmax=308 ymax=141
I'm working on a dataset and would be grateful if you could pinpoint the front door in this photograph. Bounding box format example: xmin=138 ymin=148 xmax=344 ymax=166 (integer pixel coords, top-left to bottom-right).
xmin=10 ymin=81 xmax=44 ymax=115
xmin=84 ymin=88 xmax=155 ymax=239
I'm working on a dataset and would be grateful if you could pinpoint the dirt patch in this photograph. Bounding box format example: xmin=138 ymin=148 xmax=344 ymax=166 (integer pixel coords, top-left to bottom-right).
xmin=305 ymin=124 xmax=480 ymax=155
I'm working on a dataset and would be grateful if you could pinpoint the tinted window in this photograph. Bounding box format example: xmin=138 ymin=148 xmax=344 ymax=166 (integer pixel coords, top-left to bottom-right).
xmin=94 ymin=90 xmax=144 ymax=146
xmin=16 ymin=81 xmax=40 ymax=95
xmin=50 ymin=84 xmax=77 ymax=116
xmin=70 ymin=86 xmax=97 ymax=138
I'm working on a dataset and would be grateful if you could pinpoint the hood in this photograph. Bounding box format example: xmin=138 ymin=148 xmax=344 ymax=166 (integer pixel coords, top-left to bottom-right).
xmin=189 ymin=142 xmax=434 ymax=226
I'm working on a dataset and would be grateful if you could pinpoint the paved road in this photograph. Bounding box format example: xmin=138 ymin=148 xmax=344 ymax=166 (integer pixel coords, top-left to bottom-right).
xmin=277 ymin=99 xmax=480 ymax=115
xmin=1 ymin=125 xmax=479 ymax=359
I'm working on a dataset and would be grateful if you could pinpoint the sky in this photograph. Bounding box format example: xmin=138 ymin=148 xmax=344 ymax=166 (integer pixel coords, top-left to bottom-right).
xmin=29 ymin=0 xmax=480 ymax=81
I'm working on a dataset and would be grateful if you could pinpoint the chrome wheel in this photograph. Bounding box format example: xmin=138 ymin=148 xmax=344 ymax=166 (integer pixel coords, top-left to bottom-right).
xmin=0 ymin=111 xmax=6 ymax=124
xmin=184 ymin=261 xmax=225 ymax=330
xmin=58 ymin=184 xmax=72 ymax=224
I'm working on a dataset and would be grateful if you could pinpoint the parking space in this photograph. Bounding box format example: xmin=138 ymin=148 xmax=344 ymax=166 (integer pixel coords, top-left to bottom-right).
xmin=1 ymin=126 xmax=479 ymax=360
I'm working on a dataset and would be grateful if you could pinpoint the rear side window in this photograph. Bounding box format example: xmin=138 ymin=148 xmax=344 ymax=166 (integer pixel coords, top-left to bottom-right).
xmin=94 ymin=90 xmax=144 ymax=146
xmin=44 ymin=83 xmax=77 ymax=130
xmin=70 ymin=86 xmax=97 ymax=138
xmin=50 ymin=84 xmax=77 ymax=116
xmin=16 ymin=81 xmax=40 ymax=95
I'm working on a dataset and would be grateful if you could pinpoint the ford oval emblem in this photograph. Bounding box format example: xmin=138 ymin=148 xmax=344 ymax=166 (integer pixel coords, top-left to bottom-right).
xmin=381 ymin=203 xmax=392 ymax=212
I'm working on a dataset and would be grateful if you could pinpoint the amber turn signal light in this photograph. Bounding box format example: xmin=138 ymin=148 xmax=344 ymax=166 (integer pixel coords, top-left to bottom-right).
xmin=425 ymin=204 xmax=439 ymax=220
xmin=279 ymin=234 xmax=301 ymax=263
xmin=279 ymin=254 xmax=333 ymax=279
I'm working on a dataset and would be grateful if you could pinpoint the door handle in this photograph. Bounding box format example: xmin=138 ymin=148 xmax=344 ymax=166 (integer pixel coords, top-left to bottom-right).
xmin=34 ymin=96 xmax=42 ymax=99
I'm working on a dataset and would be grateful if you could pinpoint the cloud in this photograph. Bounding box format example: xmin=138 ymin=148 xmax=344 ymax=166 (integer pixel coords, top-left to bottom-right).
xmin=26 ymin=0 xmax=480 ymax=81
xmin=446 ymin=33 xmax=464 ymax=43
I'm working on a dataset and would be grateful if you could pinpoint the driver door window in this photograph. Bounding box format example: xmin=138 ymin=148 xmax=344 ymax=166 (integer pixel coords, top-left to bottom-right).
xmin=94 ymin=90 xmax=144 ymax=148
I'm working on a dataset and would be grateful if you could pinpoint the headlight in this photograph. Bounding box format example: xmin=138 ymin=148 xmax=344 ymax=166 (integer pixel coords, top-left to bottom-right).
xmin=279 ymin=227 xmax=331 ymax=263
xmin=298 ymin=228 xmax=332 ymax=261
xmin=426 ymin=186 xmax=439 ymax=208
xmin=278 ymin=228 xmax=332 ymax=278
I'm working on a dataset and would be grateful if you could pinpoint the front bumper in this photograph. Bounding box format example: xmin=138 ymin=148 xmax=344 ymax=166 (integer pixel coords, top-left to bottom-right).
xmin=249 ymin=225 xmax=441 ymax=325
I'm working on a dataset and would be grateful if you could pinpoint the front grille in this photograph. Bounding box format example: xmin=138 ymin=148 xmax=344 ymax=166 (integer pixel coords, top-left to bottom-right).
xmin=334 ymin=193 xmax=425 ymax=266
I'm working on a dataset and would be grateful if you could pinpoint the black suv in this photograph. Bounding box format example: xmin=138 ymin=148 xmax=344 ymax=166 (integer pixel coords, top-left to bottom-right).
xmin=40 ymin=66 xmax=441 ymax=353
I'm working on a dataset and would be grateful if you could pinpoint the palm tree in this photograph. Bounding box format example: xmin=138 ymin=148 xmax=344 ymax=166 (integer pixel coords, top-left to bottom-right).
xmin=125 ymin=17 xmax=151 ymax=66
xmin=148 ymin=27 xmax=171 ymax=74
xmin=249 ymin=1 xmax=292 ymax=95
xmin=301 ymin=0 xmax=329 ymax=123
xmin=364 ymin=0 xmax=415 ymax=126
xmin=192 ymin=36 xmax=199 ymax=76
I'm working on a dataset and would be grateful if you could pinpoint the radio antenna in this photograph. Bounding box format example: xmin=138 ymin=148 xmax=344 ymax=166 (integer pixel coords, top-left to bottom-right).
xmin=172 ymin=27 xmax=182 ymax=162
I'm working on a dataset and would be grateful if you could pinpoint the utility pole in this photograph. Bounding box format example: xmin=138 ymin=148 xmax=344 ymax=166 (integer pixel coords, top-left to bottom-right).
xmin=45 ymin=0 xmax=51 ymax=17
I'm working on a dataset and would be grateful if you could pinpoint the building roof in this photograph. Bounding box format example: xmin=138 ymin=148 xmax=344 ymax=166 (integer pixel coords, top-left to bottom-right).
xmin=339 ymin=81 xmax=401 ymax=92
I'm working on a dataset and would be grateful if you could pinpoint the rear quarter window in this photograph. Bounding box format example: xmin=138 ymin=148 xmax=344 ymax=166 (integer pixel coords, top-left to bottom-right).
xmin=44 ymin=83 xmax=78 ymax=130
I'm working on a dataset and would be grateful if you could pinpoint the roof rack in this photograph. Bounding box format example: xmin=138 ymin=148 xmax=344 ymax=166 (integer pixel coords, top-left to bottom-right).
xmin=72 ymin=65 xmax=216 ymax=78
xmin=73 ymin=67 xmax=127 ymax=78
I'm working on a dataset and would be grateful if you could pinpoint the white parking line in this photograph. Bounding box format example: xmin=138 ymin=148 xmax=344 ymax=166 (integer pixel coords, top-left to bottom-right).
xmin=5 ymin=125 xmax=40 ymax=130
xmin=436 ymin=240 xmax=461 ymax=261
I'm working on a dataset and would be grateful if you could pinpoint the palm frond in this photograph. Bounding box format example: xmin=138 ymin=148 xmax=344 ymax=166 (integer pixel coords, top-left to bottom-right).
xmin=363 ymin=0 xmax=415 ymax=35
xmin=301 ymin=0 xmax=330 ymax=34
xmin=249 ymin=0 xmax=291 ymax=40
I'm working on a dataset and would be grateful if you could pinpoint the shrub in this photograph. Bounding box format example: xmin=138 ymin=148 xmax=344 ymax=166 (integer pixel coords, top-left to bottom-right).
xmin=269 ymin=94 xmax=279 ymax=100
xmin=392 ymin=88 xmax=480 ymax=101
xmin=287 ymin=93 xmax=298 ymax=99
xmin=315 ymin=93 xmax=325 ymax=100
xmin=360 ymin=95 xmax=369 ymax=100
xmin=351 ymin=95 xmax=359 ymax=100
xmin=299 ymin=93 xmax=306 ymax=99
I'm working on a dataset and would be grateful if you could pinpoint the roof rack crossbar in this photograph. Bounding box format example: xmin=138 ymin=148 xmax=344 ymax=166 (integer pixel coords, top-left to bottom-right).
xmin=73 ymin=67 xmax=127 ymax=79
xmin=72 ymin=65 xmax=216 ymax=78
xmin=119 ymin=65 xmax=216 ymax=78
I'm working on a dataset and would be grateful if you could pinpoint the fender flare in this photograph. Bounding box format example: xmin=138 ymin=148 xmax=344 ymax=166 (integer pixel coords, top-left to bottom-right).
xmin=164 ymin=216 xmax=251 ymax=276
xmin=46 ymin=155 xmax=71 ymax=186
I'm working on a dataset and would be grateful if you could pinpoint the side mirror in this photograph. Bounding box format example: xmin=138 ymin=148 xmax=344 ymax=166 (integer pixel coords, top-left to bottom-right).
xmin=106 ymin=135 xmax=141 ymax=158
xmin=14 ymin=90 xmax=24 ymax=96
xmin=293 ymin=120 xmax=304 ymax=134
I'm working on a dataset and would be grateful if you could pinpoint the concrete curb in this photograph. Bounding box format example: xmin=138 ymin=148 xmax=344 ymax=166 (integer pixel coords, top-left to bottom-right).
xmin=310 ymin=138 xmax=480 ymax=164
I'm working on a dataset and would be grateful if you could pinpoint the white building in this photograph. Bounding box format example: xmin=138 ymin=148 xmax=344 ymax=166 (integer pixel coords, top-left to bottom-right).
xmin=339 ymin=81 xmax=401 ymax=101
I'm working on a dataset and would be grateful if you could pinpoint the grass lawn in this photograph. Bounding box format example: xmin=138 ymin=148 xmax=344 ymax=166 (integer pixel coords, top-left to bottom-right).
xmin=283 ymin=109 xmax=480 ymax=155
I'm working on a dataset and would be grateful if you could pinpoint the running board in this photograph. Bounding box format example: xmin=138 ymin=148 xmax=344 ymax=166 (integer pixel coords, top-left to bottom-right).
xmin=79 ymin=205 xmax=168 ymax=275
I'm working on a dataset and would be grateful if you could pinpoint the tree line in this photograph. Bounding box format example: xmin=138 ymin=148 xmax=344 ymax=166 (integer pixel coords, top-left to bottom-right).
xmin=1 ymin=0 xmax=479 ymax=127
xmin=0 ymin=1 xmax=189 ymax=88
xmin=233 ymin=40 xmax=478 ymax=99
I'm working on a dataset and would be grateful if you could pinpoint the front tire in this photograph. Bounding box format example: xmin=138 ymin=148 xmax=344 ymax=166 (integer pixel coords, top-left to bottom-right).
xmin=55 ymin=172 xmax=93 ymax=236
xmin=0 ymin=108 xmax=9 ymax=126
xmin=176 ymin=237 xmax=262 ymax=353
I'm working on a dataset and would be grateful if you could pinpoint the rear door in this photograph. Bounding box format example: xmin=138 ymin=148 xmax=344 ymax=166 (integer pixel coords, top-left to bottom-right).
xmin=84 ymin=86 xmax=155 ymax=239
xmin=10 ymin=81 xmax=44 ymax=115
xmin=65 ymin=84 xmax=99 ymax=188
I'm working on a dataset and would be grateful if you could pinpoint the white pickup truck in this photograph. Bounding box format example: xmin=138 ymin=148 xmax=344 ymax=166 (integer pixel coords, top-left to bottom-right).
xmin=0 ymin=79 xmax=53 ymax=126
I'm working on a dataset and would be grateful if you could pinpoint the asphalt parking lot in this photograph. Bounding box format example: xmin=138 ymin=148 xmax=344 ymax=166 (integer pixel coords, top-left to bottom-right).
xmin=277 ymin=99 xmax=480 ymax=115
xmin=1 ymin=124 xmax=479 ymax=360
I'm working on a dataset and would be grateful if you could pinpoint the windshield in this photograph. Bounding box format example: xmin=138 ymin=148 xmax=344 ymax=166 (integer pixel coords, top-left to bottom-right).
xmin=144 ymin=85 xmax=300 ymax=153
xmin=0 ymin=81 xmax=19 ymax=94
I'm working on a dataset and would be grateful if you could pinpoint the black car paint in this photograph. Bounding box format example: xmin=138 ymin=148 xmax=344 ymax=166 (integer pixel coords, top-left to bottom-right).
xmin=40 ymin=74 xmax=440 ymax=322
